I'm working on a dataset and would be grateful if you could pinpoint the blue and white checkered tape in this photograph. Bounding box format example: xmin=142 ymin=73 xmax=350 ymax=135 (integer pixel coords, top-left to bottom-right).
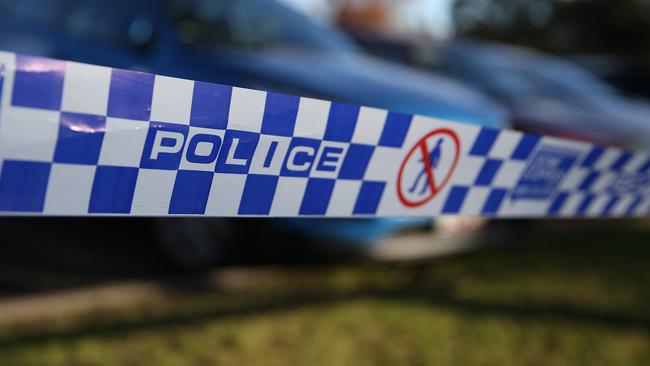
xmin=0 ymin=51 xmax=649 ymax=217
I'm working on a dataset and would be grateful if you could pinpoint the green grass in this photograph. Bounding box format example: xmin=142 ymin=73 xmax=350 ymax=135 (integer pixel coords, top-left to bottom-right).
xmin=0 ymin=224 xmax=649 ymax=366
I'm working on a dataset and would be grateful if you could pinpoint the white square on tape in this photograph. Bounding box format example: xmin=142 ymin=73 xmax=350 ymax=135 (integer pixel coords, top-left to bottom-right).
xmin=489 ymin=130 xmax=521 ymax=159
xmin=44 ymin=164 xmax=96 ymax=214
xmin=492 ymin=160 xmax=526 ymax=187
xmin=351 ymin=106 xmax=387 ymax=145
xmin=205 ymin=173 xmax=246 ymax=215
xmin=293 ymin=97 xmax=330 ymax=139
xmin=149 ymin=75 xmax=194 ymax=124
xmin=61 ymin=61 xmax=111 ymax=116
xmin=461 ymin=187 xmax=490 ymax=215
xmin=448 ymin=156 xmax=484 ymax=186
xmin=130 ymin=169 xmax=177 ymax=215
xmin=227 ymin=87 xmax=266 ymax=132
xmin=327 ymin=180 xmax=361 ymax=216
xmin=270 ymin=176 xmax=308 ymax=216
xmin=98 ymin=117 xmax=149 ymax=167
xmin=0 ymin=107 xmax=59 ymax=161
xmin=363 ymin=146 xmax=398 ymax=181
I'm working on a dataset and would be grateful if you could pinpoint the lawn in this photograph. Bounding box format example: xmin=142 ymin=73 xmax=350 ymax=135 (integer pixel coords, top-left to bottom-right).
xmin=0 ymin=223 xmax=649 ymax=366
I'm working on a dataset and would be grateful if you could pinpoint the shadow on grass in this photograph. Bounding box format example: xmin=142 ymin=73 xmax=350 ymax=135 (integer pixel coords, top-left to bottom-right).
xmin=1 ymin=222 xmax=649 ymax=350
xmin=0 ymin=286 xmax=649 ymax=351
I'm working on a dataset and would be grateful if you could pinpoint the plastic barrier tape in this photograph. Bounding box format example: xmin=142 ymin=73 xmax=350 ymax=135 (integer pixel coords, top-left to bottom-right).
xmin=0 ymin=52 xmax=649 ymax=217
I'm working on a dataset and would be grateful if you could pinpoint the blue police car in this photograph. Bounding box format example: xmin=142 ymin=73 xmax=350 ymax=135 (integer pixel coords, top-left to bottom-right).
xmin=0 ymin=0 xmax=508 ymax=267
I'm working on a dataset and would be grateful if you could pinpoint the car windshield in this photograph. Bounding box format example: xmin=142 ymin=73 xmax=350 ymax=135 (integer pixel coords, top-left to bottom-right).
xmin=478 ymin=56 xmax=619 ymax=107
xmin=482 ymin=66 xmax=537 ymax=98
xmin=166 ymin=0 xmax=357 ymax=53
xmin=534 ymin=61 xmax=619 ymax=99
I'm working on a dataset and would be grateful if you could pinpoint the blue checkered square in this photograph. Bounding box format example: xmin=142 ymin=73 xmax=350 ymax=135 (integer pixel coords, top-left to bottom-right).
xmin=88 ymin=166 xmax=138 ymax=213
xmin=353 ymin=181 xmax=385 ymax=215
xmin=299 ymin=178 xmax=335 ymax=215
xmin=169 ymin=170 xmax=214 ymax=214
xmin=547 ymin=192 xmax=569 ymax=216
xmin=638 ymin=158 xmax=650 ymax=174
xmin=12 ymin=55 xmax=65 ymax=110
xmin=378 ymin=112 xmax=411 ymax=147
xmin=442 ymin=186 xmax=469 ymax=214
xmin=511 ymin=134 xmax=540 ymax=160
xmin=324 ymin=103 xmax=359 ymax=142
xmin=54 ymin=112 xmax=106 ymax=165
xmin=0 ymin=160 xmax=51 ymax=212
xmin=474 ymin=159 xmax=502 ymax=186
xmin=611 ymin=152 xmax=632 ymax=171
xmin=578 ymin=171 xmax=599 ymax=191
xmin=261 ymin=92 xmax=299 ymax=137
xmin=469 ymin=127 xmax=499 ymax=156
xmin=339 ymin=144 xmax=374 ymax=180
xmin=482 ymin=188 xmax=507 ymax=215
xmin=576 ymin=194 xmax=596 ymax=215
xmin=580 ymin=147 xmax=604 ymax=168
xmin=239 ymin=174 xmax=278 ymax=215
xmin=190 ymin=81 xmax=231 ymax=129
xmin=107 ymin=69 xmax=154 ymax=120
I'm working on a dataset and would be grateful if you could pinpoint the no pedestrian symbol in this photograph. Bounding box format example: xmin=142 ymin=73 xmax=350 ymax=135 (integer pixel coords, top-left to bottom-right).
xmin=397 ymin=128 xmax=461 ymax=208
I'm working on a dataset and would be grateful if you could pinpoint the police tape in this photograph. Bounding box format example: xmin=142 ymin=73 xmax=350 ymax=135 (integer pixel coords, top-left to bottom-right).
xmin=0 ymin=51 xmax=648 ymax=218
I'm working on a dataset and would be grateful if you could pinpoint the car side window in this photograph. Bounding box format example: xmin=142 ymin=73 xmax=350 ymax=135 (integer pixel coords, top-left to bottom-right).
xmin=63 ymin=0 xmax=155 ymax=50
xmin=0 ymin=0 xmax=68 ymax=29
xmin=166 ymin=0 xmax=351 ymax=52
xmin=168 ymin=0 xmax=286 ymax=50
xmin=168 ymin=0 xmax=232 ymax=47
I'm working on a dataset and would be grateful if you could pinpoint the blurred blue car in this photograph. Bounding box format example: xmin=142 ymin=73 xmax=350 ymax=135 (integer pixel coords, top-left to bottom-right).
xmin=430 ymin=40 xmax=650 ymax=150
xmin=0 ymin=0 xmax=508 ymax=266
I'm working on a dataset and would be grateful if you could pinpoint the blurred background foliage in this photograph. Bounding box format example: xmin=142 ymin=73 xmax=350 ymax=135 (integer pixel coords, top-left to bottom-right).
xmin=453 ymin=0 xmax=650 ymax=57
xmin=294 ymin=0 xmax=650 ymax=57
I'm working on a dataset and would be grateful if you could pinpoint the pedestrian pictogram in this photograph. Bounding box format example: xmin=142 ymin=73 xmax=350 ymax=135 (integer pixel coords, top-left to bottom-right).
xmin=397 ymin=128 xmax=461 ymax=208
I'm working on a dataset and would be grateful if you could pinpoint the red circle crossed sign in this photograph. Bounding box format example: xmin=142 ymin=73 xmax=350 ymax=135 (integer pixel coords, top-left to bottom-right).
xmin=397 ymin=128 xmax=461 ymax=208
